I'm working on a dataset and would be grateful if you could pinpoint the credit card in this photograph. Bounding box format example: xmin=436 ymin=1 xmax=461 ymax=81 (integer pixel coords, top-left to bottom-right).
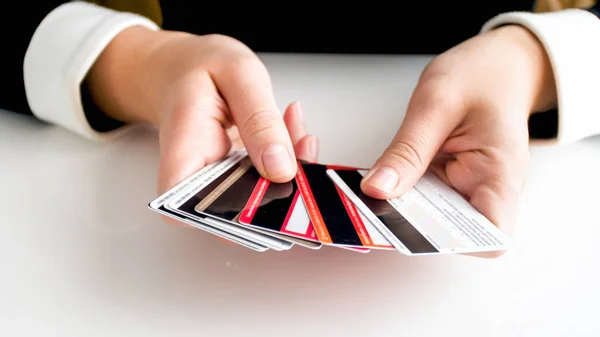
xmin=327 ymin=168 xmax=512 ymax=255
xmin=295 ymin=162 xmax=393 ymax=249
xmin=190 ymin=157 xmax=321 ymax=249
xmin=238 ymin=175 xmax=322 ymax=249
xmin=149 ymin=202 xmax=268 ymax=252
xmin=147 ymin=151 xmax=269 ymax=252
xmin=164 ymin=153 xmax=294 ymax=251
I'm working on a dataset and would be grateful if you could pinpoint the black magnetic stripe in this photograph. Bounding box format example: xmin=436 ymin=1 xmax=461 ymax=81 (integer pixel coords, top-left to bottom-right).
xmin=200 ymin=166 xmax=262 ymax=222
xmin=301 ymin=163 xmax=363 ymax=246
xmin=249 ymin=179 xmax=298 ymax=232
xmin=334 ymin=170 xmax=438 ymax=254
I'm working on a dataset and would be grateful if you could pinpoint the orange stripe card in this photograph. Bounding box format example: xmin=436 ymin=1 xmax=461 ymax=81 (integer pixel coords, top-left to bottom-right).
xmin=295 ymin=162 xmax=332 ymax=244
xmin=294 ymin=161 xmax=393 ymax=249
xmin=335 ymin=184 xmax=394 ymax=250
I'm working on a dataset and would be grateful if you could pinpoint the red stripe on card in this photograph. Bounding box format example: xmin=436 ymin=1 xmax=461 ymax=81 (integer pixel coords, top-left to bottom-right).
xmin=280 ymin=189 xmax=299 ymax=232
xmin=335 ymin=185 xmax=373 ymax=246
xmin=239 ymin=177 xmax=270 ymax=224
xmin=295 ymin=162 xmax=332 ymax=243
xmin=306 ymin=222 xmax=316 ymax=239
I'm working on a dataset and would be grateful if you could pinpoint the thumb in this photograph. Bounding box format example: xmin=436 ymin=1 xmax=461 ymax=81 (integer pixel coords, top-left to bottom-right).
xmin=361 ymin=91 xmax=461 ymax=199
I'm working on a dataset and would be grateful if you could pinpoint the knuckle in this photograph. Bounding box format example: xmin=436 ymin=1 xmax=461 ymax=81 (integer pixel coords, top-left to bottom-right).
xmin=419 ymin=57 xmax=451 ymax=85
xmin=222 ymin=52 xmax=271 ymax=86
xmin=228 ymin=53 xmax=267 ymax=76
xmin=199 ymin=35 xmax=271 ymax=84
xmin=241 ymin=109 xmax=280 ymax=139
xmin=386 ymin=139 xmax=425 ymax=172
xmin=202 ymin=34 xmax=260 ymax=65
xmin=203 ymin=34 xmax=248 ymax=51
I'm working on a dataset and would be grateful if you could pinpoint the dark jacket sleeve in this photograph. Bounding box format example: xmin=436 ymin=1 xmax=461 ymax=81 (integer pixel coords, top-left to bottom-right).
xmin=0 ymin=1 xmax=162 ymax=134
xmin=0 ymin=2 xmax=69 ymax=116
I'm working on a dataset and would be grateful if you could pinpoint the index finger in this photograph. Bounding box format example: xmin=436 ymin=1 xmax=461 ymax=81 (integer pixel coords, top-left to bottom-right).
xmin=211 ymin=50 xmax=297 ymax=183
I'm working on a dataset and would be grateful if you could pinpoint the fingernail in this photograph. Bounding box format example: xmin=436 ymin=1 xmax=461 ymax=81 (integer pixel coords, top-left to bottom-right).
xmin=310 ymin=136 xmax=319 ymax=161
xmin=364 ymin=166 xmax=399 ymax=193
xmin=262 ymin=144 xmax=295 ymax=179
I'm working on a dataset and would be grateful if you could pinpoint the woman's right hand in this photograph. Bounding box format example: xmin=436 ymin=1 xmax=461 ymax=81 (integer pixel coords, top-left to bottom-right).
xmin=86 ymin=26 xmax=318 ymax=225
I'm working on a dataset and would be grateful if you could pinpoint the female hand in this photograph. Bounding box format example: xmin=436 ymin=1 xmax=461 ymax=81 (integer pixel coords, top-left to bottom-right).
xmin=361 ymin=26 xmax=557 ymax=256
xmin=86 ymin=27 xmax=318 ymax=224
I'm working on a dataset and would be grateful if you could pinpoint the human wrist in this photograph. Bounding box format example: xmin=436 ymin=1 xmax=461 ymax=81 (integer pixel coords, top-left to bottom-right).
xmin=494 ymin=25 xmax=557 ymax=115
xmin=85 ymin=25 xmax=172 ymax=126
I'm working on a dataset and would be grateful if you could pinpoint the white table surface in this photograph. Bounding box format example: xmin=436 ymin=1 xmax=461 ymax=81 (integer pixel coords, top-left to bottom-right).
xmin=1 ymin=54 xmax=599 ymax=337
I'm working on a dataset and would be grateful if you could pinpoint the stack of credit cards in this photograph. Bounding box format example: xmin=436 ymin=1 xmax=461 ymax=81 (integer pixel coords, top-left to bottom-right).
xmin=148 ymin=150 xmax=511 ymax=255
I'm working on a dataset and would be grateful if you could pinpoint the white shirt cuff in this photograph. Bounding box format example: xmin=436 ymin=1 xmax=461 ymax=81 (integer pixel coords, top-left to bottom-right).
xmin=23 ymin=1 xmax=159 ymax=141
xmin=481 ymin=9 xmax=600 ymax=145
